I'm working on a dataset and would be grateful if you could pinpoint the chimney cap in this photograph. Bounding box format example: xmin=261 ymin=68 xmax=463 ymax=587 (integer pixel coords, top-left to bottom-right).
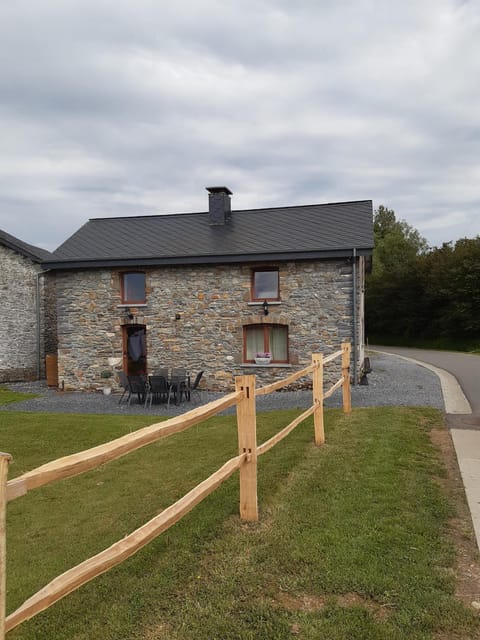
xmin=206 ymin=186 xmax=232 ymax=195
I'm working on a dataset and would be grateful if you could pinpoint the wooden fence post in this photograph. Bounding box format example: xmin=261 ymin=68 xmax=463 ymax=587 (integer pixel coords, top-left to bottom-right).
xmin=0 ymin=453 xmax=12 ymax=640
xmin=312 ymin=353 xmax=324 ymax=445
xmin=235 ymin=375 xmax=258 ymax=522
xmin=341 ymin=342 xmax=352 ymax=414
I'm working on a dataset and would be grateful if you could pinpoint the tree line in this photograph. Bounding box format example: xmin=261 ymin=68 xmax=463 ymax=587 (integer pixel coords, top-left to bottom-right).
xmin=365 ymin=206 xmax=480 ymax=348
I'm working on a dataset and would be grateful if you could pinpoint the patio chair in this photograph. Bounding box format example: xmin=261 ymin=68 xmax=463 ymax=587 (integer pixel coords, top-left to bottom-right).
xmin=116 ymin=370 xmax=131 ymax=404
xmin=169 ymin=368 xmax=188 ymax=405
xmin=187 ymin=370 xmax=204 ymax=402
xmin=145 ymin=375 xmax=171 ymax=408
xmin=170 ymin=368 xmax=186 ymax=379
xmin=127 ymin=375 xmax=147 ymax=405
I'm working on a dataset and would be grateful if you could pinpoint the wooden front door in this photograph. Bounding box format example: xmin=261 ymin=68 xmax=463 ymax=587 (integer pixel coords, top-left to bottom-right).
xmin=122 ymin=324 xmax=147 ymax=376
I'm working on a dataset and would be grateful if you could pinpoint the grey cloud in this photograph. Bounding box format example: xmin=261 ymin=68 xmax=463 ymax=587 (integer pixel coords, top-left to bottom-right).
xmin=0 ymin=0 xmax=479 ymax=251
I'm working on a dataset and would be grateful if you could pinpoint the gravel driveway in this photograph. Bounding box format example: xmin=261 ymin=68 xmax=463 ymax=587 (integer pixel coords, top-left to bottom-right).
xmin=1 ymin=351 xmax=444 ymax=417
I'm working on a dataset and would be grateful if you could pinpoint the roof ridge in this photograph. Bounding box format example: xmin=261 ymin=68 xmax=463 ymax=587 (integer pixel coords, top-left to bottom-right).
xmin=87 ymin=199 xmax=372 ymax=223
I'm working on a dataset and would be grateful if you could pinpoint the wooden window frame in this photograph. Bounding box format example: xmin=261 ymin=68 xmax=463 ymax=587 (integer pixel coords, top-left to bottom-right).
xmin=120 ymin=272 xmax=146 ymax=305
xmin=250 ymin=268 xmax=280 ymax=302
xmin=243 ymin=324 xmax=289 ymax=364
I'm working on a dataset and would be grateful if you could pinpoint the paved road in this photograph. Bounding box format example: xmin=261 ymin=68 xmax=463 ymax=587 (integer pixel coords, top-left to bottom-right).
xmin=371 ymin=346 xmax=480 ymax=413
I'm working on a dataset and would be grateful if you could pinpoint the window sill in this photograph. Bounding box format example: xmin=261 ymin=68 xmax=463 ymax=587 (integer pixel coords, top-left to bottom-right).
xmin=117 ymin=304 xmax=148 ymax=308
xmin=240 ymin=363 xmax=292 ymax=368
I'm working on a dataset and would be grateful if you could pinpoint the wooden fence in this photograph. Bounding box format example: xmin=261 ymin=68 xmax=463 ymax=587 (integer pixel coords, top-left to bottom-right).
xmin=0 ymin=342 xmax=351 ymax=637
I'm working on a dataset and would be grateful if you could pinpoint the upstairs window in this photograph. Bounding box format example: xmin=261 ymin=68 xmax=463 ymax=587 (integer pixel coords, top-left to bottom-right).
xmin=121 ymin=272 xmax=146 ymax=304
xmin=251 ymin=268 xmax=279 ymax=301
xmin=244 ymin=324 xmax=288 ymax=363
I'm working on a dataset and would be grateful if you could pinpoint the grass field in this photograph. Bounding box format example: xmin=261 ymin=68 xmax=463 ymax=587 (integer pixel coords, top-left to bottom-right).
xmin=0 ymin=388 xmax=37 ymax=405
xmin=2 ymin=402 xmax=479 ymax=639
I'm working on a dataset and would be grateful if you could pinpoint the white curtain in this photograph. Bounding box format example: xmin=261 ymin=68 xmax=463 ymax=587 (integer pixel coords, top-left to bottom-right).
xmin=270 ymin=326 xmax=287 ymax=360
xmin=246 ymin=327 xmax=265 ymax=359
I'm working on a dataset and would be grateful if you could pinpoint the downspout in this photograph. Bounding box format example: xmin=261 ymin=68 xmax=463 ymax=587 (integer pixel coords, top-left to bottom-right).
xmin=352 ymin=248 xmax=357 ymax=385
xmin=35 ymin=269 xmax=50 ymax=380
xmin=35 ymin=271 xmax=42 ymax=380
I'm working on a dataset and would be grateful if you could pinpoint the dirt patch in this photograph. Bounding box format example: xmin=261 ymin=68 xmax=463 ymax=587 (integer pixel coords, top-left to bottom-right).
xmin=275 ymin=590 xmax=392 ymax=621
xmin=430 ymin=426 xmax=480 ymax=609
xmin=142 ymin=621 xmax=173 ymax=639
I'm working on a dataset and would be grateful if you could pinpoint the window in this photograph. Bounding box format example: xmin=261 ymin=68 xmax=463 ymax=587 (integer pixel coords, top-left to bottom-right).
xmin=244 ymin=324 xmax=288 ymax=363
xmin=251 ymin=268 xmax=279 ymax=301
xmin=121 ymin=272 xmax=146 ymax=304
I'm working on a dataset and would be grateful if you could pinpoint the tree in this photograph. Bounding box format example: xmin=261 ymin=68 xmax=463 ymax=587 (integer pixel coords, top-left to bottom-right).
xmin=366 ymin=204 xmax=480 ymax=344
xmin=365 ymin=206 xmax=428 ymax=338
xmin=420 ymin=237 xmax=480 ymax=338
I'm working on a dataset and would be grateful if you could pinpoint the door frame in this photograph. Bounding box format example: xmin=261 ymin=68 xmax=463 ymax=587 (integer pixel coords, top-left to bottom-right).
xmin=122 ymin=324 xmax=147 ymax=376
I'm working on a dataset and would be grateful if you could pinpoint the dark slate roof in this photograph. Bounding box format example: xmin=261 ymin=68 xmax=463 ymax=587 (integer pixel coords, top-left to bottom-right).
xmin=0 ymin=228 xmax=52 ymax=263
xmin=45 ymin=200 xmax=373 ymax=269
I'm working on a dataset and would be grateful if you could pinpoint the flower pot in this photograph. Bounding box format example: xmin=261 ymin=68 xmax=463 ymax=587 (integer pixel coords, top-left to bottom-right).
xmin=255 ymin=357 xmax=272 ymax=365
xmin=103 ymin=386 xmax=112 ymax=396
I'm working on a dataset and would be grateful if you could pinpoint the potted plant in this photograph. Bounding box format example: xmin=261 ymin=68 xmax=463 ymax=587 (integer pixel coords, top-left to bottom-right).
xmin=255 ymin=352 xmax=272 ymax=365
xmin=100 ymin=369 xmax=113 ymax=395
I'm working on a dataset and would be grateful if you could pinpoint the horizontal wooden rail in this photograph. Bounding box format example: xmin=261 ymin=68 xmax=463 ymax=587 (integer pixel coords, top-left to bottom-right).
xmin=7 ymin=391 xmax=243 ymax=502
xmin=257 ymin=404 xmax=317 ymax=456
xmin=323 ymin=376 xmax=345 ymax=400
xmin=255 ymin=363 xmax=317 ymax=396
xmin=6 ymin=452 xmax=247 ymax=633
xmin=323 ymin=349 xmax=343 ymax=365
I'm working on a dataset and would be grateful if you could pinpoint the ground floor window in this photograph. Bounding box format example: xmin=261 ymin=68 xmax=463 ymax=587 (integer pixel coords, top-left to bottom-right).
xmin=244 ymin=324 xmax=288 ymax=363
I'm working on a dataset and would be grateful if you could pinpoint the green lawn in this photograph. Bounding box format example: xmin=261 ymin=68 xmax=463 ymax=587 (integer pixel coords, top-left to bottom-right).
xmin=2 ymin=405 xmax=479 ymax=639
xmin=0 ymin=388 xmax=36 ymax=405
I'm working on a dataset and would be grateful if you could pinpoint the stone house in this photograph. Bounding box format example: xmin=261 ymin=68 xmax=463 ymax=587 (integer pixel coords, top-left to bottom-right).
xmin=0 ymin=229 xmax=57 ymax=382
xmin=43 ymin=188 xmax=373 ymax=392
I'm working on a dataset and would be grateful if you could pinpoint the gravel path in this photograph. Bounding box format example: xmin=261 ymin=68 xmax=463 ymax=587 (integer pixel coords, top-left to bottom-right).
xmin=0 ymin=351 xmax=444 ymax=417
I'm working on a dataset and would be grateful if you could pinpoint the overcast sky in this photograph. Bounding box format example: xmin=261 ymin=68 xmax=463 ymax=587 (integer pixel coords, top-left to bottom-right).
xmin=1 ymin=0 xmax=479 ymax=252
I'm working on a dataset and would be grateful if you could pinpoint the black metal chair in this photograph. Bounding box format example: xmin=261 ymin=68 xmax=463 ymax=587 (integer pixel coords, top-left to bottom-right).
xmin=187 ymin=370 xmax=204 ymax=402
xmin=169 ymin=368 xmax=188 ymax=405
xmin=116 ymin=370 xmax=131 ymax=404
xmin=127 ymin=375 xmax=147 ymax=405
xmin=145 ymin=375 xmax=171 ymax=407
xmin=170 ymin=368 xmax=187 ymax=379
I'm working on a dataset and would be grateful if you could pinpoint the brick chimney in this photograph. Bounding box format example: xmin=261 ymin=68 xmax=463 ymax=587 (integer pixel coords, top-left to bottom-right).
xmin=206 ymin=186 xmax=232 ymax=225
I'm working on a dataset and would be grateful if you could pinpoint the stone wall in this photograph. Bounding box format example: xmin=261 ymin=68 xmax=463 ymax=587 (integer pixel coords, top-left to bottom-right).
xmin=56 ymin=258 xmax=363 ymax=392
xmin=0 ymin=245 xmax=56 ymax=382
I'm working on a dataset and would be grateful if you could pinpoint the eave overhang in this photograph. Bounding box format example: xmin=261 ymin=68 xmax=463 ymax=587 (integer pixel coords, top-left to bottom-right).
xmin=43 ymin=247 xmax=373 ymax=271
xmin=1 ymin=237 xmax=46 ymax=263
